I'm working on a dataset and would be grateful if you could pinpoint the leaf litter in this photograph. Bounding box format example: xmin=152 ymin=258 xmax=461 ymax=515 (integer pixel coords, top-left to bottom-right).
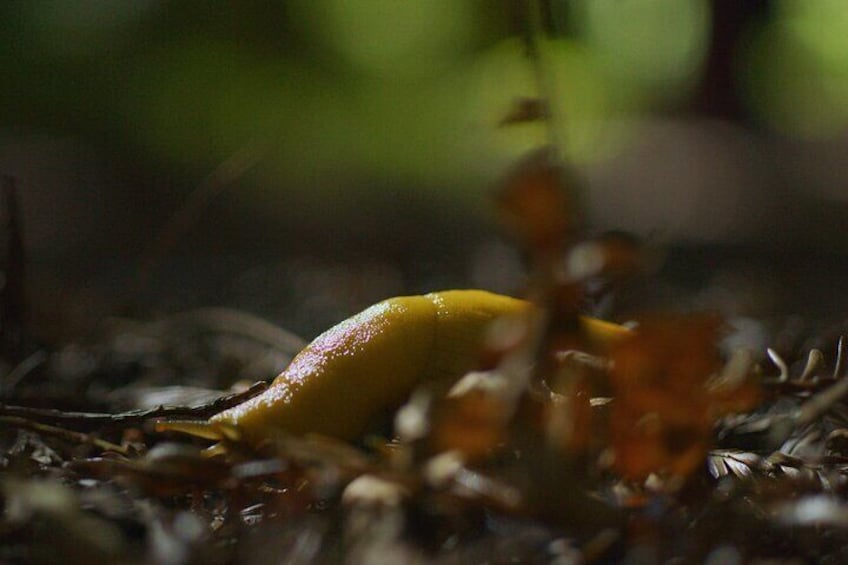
xmin=5 ymin=147 xmax=848 ymax=564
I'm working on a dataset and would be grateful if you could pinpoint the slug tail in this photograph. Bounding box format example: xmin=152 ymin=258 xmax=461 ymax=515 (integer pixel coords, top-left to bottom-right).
xmin=154 ymin=419 xmax=224 ymax=441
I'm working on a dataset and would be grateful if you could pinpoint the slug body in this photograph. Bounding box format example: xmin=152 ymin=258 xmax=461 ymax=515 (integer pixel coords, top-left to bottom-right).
xmin=212 ymin=291 xmax=527 ymax=444
xmin=186 ymin=290 xmax=629 ymax=445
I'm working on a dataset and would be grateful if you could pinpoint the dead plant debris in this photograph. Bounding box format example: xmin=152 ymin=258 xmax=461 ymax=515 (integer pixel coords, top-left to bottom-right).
xmin=5 ymin=157 xmax=848 ymax=565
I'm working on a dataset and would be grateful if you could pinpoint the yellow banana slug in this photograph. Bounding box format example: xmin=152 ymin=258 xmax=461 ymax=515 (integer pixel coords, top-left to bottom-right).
xmin=162 ymin=290 xmax=630 ymax=446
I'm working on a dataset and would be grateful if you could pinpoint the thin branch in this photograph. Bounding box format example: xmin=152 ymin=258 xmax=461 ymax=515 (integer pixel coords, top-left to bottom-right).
xmin=0 ymin=416 xmax=128 ymax=454
xmin=0 ymin=380 xmax=268 ymax=432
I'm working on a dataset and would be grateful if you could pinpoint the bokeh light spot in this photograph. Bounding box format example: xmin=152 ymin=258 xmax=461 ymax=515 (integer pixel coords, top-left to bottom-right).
xmin=742 ymin=0 xmax=848 ymax=138
xmin=289 ymin=0 xmax=477 ymax=79
xmin=569 ymin=0 xmax=711 ymax=109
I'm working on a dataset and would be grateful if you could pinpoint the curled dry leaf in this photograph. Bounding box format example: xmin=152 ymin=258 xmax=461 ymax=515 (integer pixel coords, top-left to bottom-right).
xmin=707 ymin=450 xmax=764 ymax=479
xmin=495 ymin=148 xmax=576 ymax=253
xmin=608 ymin=315 xmax=762 ymax=480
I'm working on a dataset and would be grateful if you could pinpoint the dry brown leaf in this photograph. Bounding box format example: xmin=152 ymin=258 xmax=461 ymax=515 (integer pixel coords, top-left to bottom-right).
xmin=608 ymin=314 xmax=761 ymax=480
xmin=495 ymin=148 xmax=576 ymax=253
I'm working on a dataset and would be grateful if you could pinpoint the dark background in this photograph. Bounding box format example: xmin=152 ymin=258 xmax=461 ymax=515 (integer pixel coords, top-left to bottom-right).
xmin=1 ymin=0 xmax=847 ymax=343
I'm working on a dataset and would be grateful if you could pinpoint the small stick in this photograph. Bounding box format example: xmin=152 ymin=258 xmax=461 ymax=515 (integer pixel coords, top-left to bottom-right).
xmin=0 ymin=381 xmax=268 ymax=432
xmin=0 ymin=415 xmax=127 ymax=454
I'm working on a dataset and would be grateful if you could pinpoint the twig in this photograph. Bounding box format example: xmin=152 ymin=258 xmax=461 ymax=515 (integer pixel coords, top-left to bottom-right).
xmin=522 ymin=0 xmax=586 ymax=229
xmin=0 ymin=380 xmax=268 ymax=432
xmin=0 ymin=415 xmax=128 ymax=454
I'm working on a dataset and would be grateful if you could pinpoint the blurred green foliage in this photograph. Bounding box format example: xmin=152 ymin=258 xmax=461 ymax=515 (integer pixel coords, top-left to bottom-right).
xmin=743 ymin=0 xmax=848 ymax=137
xmin=1 ymin=0 xmax=847 ymax=202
